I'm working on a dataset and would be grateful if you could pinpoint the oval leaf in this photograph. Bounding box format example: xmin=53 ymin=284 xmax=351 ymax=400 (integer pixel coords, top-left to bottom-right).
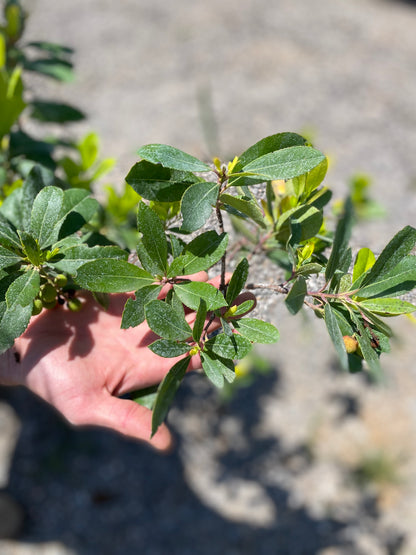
xmin=174 ymin=281 xmax=227 ymax=311
xmin=75 ymin=260 xmax=154 ymax=293
xmin=145 ymin=299 xmax=192 ymax=341
xmin=138 ymin=144 xmax=211 ymax=173
xmin=233 ymin=318 xmax=279 ymax=344
xmin=180 ymin=182 xmax=219 ymax=233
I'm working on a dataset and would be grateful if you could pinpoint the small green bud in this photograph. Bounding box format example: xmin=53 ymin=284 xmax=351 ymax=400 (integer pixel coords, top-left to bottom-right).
xmin=54 ymin=274 xmax=68 ymax=287
xmin=40 ymin=284 xmax=57 ymax=303
xmin=189 ymin=345 xmax=199 ymax=356
xmin=32 ymin=298 xmax=43 ymax=316
xmin=67 ymin=298 xmax=83 ymax=312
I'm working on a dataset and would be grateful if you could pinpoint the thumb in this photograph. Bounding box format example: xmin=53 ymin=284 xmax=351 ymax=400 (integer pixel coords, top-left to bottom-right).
xmin=86 ymin=394 xmax=172 ymax=451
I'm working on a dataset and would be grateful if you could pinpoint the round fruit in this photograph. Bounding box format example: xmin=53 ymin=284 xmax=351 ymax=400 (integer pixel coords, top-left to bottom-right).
xmin=32 ymin=298 xmax=43 ymax=316
xmin=40 ymin=284 xmax=57 ymax=303
xmin=67 ymin=298 xmax=83 ymax=312
xmin=54 ymin=274 xmax=68 ymax=287
xmin=343 ymin=335 xmax=358 ymax=354
xmin=42 ymin=298 xmax=57 ymax=310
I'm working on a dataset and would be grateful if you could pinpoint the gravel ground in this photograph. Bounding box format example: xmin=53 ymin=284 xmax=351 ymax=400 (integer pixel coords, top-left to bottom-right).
xmin=1 ymin=0 xmax=416 ymax=554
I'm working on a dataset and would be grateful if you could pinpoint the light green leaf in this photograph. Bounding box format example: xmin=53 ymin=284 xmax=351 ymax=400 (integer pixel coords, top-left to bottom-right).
xmin=360 ymin=298 xmax=416 ymax=316
xmin=324 ymin=304 xmax=348 ymax=371
xmin=121 ymin=285 xmax=162 ymax=329
xmin=180 ymin=182 xmax=219 ymax=232
xmin=352 ymin=248 xmax=376 ymax=283
xmin=229 ymin=299 xmax=255 ymax=317
xmin=201 ymin=352 xmax=234 ymax=388
xmin=220 ymin=194 xmax=266 ymax=229
xmin=0 ymin=214 xmax=21 ymax=251
xmin=168 ymin=231 xmax=228 ymax=277
xmin=151 ymin=356 xmax=191 ymax=436
xmin=75 ymin=260 xmax=154 ymax=293
xmin=52 ymin=245 xmax=128 ymax=275
xmin=138 ymin=144 xmax=211 ymax=173
xmin=56 ymin=189 xmax=99 ymax=239
xmin=6 ymin=268 xmax=40 ymax=308
xmin=285 ymin=276 xmax=307 ymax=315
xmin=30 ymin=186 xmax=64 ymax=248
xmin=145 ymin=299 xmax=192 ymax=341
xmin=137 ymin=202 xmax=168 ymax=275
xmin=131 ymin=385 xmax=158 ymax=410
xmin=275 ymin=205 xmax=323 ymax=243
xmin=296 ymin=263 xmax=323 ymax=276
xmin=148 ymin=339 xmax=191 ymax=358
xmin=233 ymin=318 xmax=279 ymax=344
xmin=204 ymin=333 xmax=252 ymax=359
xmin=173 ymin=281 xmax=227 ymax=311
xmin=242 ymin=146 xmax=325 ymax=181
xmin=22 ymin=165 xmax=57 ymax=230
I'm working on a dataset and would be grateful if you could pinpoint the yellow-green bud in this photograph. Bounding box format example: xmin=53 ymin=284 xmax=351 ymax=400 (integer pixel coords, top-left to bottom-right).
xmin=42 ymin=298 xmax=57 ymax=310
xmin=40 ymin=284 xmax=57 ymax=303
xmin=32 ymin=298 xmax=43 ymax=316
xmin=223 ymin=305 xmax=238 ymax=319
xmin=54 ymin=274 xmax=68 ymax=287
xmin=189 ymin=346 xmax=199 ymax=356
xmin=67 ymin=298 xmax=83 ymax=312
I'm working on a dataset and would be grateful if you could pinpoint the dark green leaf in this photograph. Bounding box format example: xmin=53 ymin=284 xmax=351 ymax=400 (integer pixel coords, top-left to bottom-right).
xmin=121 ymin=284 xmax=162 ymax=329
xmin=356 ymin=255 xmax=416 ymax=299
xmin=193 ymin=298 xmax=207 ymax=342
xmin=17 ymin=230 xmax=41 ymax=266
xmin=125 ymin=160 xmax=198 ymax=202
xmin=360 ymin=226 xmax=416 ymax=287
xmin=30 ymin=186 xmax=64 ymax=248
xmin=200 ymin=352 xmax=229 ymax=388
xmin=75 ymin=260 xmax=154 ymax=293
xmin=0 ymin=246 xmax=22 ymax=270
xmin=30 ymin=100 xmax=85 ymax=123
xmin=275 ymin=205 xmax=323 ymax=243
xmin=27 ymin=41 xmax=74 ymax=57
xmin=0 ymin=188 xmax=24 ymax=230
xmin=351 ymin=312 xmax=381 ymax=379
xmin=56 ymin=189 xmax=99 ymax=239
xmin=325 ymin=197 xmax=354 ymax=281
xmin=138 ymin=144 xmax=211 ymax=172
xmin=0 ymin=301 xmax=32 ymax=354
xmin=137 ymin=202 xmax=168 ymax=275
xmin=148 ymin=339 xmax=191 ymax=358
xmin=220 ymin=194 xmax=266 ymax=229
xmin=167 ymin=231 xmax=228 ymax=277
xmin=233 ymin=318 xmax=279 ymax=344
xmin=173 ymin=281 xmax=227 ymax=311
xmin=52 ymin=245 xmax=128 ymax=275
xmin=180 ymin=182 xmax=219 ymax=232
xmin=226 ymin=258 xmax=249 ymax=305
xmin=131 ymin=385 xmax=158 ymax=410
xmin=204 ymin=333 xmax=252 ymax=359
xmin=0 ymin=214 xmax=20 ymax=251
xmin=242 ymin=146 xmax=326 ymax=181
xmin=151 ymin=356 xmax=191 ymax=436
xmin=6 ymin=268 xmax=40 ymax=308
xmin=324 ymin=304 xmax=348 ymax=371
xmin=145 ymin=299 xmax=192 ymax=341
xmin=284 ymin=276 xmax=307 ymax=315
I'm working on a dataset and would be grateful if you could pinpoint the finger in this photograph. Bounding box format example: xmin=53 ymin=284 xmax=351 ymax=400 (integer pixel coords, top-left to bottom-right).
xmin=84 ymin=394 xmax=172 ymax=451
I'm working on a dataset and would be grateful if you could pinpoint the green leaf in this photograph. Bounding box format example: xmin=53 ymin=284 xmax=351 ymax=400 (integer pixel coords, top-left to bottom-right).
xmin=167 ymin=231 xmax=228 ymax=277
xmin=173 ymin=281 xmax=227 ymax=311
xmin=356 ymin=255 xmax=416 ymax=299
xmin=138 ymin=144 xmax=211 ymax=173
xmin=229 ymin=299 xmax=255 ymax=317
xmin=23 ymin=58 xmax=75 ymax=82
xmin=6 ymin=268 xmax=40 ymax=308
xmin=78 ymin=133 xmax=99 ymax=170
xmin=0 ymin=68 xmax=26 ymax=138
xmin=296 ymin=263 xmax=323 ymax=276
xmin=284 ymin=276 xmax=307 ymax=315
xmin=145 ymin=299 xmax=192 ymax=341
xmin=148 ymin=339 xmax=191 ymax=358
xmin=56 ymin=189 xmax=100 ymax=239
xmin=360 ymin=298 xmax=416 ymax=316
xmin=52 ymin=245 xmax=128 ymax=275
xmin=325 ymin=197 xmax=354 ymax=282
xmin=137 ymin=202 xmax=168 ymax=275
xmin=121 ymin=284 xmax=162 ymax=329
xmin=304 ymin=157 xmax=328 ymax=195
xmin=275 ymin=205 xmax=323 ymax=243
xmin=204 ymin=333 xmax=252 ymax=359
xmin=241 ymin=146 xmax=326 ymax=181
xmin=220 ymin=194 xmax=266 ymax=229
xmin=233 ymin=318 xmax=279 ymax=344
xmin=0 ymin=214 xmax=20 ymax=251
xmin=30 ymin=186 xmax=64 ymax=248
xmin=151 ymin=356 xmax=191 ymax=436
xmin=324 ymin=304 xmax=348 ymax=371
xmin=29 ymin=100 xmax=85 ymax=123
xmin=350 ymin=312 xmax=381 ymax=379
xmin=0 ymin=246 xmax=22 ymax=271
xmin=22 ymin=165 xmax=58 ymax=230
xmin=352 ymin=248 xmax=376 ymax=283
xmin=17 ymin=230 xmax=41 ymax=266
xmin=131 ymin=385 xmax=158 ymax=410
xmin=27 ymin=41 xmax=74 ymax=57
xmin=180 ymin=182 xmax=219 ymax=232
xmin=125 ymin=160 xmax=198 ymax=202
xmin=75 ymin=260 xmax=154 ymax=293
xmin=201 ymin=351 xmax=236 ymax=388
xmin=360 ymin=226 xmax=416 ymax=287
xmin=0 ymin=188 xmax=24 ymax=230
xmin=193 ymin=298 xmax=207 ymax=342
xmin=226 ymin=258 xmax=249 ymax=305
xmin=0 ymin=301 xmax=32 ymax=354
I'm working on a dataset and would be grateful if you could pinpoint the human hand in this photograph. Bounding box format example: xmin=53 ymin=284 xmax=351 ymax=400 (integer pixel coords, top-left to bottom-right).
xmin=2 ymin=273 xmax=255 ymax=451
